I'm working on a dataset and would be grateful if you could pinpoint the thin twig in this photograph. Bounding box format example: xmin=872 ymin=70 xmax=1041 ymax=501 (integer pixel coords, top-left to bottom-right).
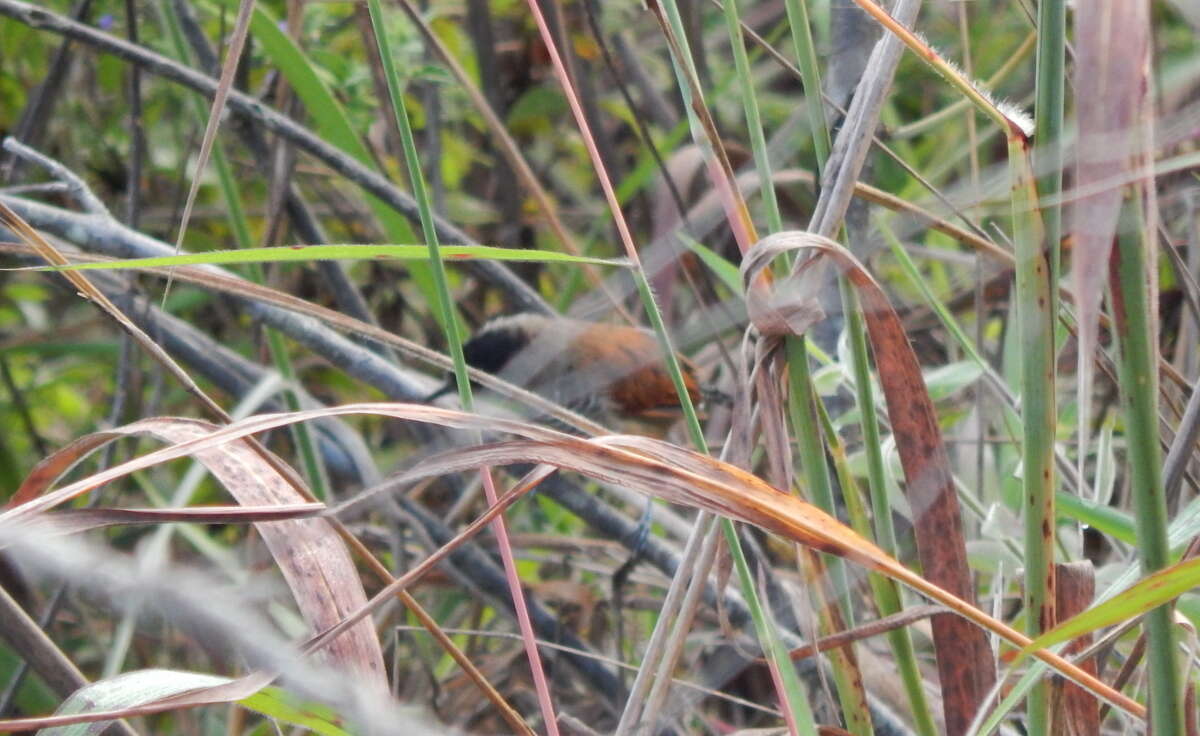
xmin=123 ymin=0 xmax=143 ymax=229
xmin=3 ymin=139 xmax=110 ymax=217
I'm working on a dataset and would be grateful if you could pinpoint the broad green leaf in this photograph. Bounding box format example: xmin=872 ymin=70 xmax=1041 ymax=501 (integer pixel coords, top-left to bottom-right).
xmin=506 ymin=87 xmax=567 ymax=134
xmin=1055 ymin=491 xmax=1136 ymax=545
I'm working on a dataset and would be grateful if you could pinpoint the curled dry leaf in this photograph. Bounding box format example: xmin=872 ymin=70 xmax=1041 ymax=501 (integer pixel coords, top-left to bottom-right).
xmin=4 ymin=417 xmax=385 ymax=684
xmin=740 ymin=235 xmax=826 ymax=338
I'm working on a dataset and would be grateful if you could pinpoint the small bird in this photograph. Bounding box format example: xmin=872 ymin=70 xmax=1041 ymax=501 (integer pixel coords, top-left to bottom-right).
xmin=434 ymin=312 xmax=702 ymax=423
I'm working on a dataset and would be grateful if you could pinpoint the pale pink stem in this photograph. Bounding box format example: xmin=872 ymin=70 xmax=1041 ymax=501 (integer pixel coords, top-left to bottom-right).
xmin=522 ymin=0 xmax=644 ymax=267
xmin=479 ymin=467 xmax=560 ymax=736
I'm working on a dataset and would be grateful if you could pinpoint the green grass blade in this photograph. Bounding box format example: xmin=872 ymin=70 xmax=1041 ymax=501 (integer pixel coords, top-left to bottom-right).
xmin=782 ymin=0 xmax=831 ymax=170
xmin=680 ymin=235 xmax=741 ymax=293
xmin=815 ymin=395 xmax=938 ymax=736
xmin=31 ymin=245 xmax=627 ymax=272
xmin=777 ymin=0 xmax=930 ymax=729
xmin=623 ymin=0 xmax=819 ymax=728
xmin=1013 ymin=557 xmax=1200 ymax=662
xmin=719 ymin=0 xmax=782 ymax=233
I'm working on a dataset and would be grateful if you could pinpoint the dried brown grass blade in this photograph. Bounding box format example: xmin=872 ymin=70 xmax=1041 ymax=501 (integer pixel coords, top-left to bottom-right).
xmin=0 ymin=403 xmax=1145 ymax=717
xmin=41 ymin=503 xmax=325 ymax=535
xmin=410 ymin=432 xmax=1144 ymax=718
xmin=8 ymin=417 xmax=385 ymax=682
xmin=777 ymin=605 xmax=946 ymax=663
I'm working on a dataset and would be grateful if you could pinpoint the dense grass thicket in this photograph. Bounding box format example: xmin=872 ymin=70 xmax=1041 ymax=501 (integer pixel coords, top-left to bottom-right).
xmin=0 ymin=0 xmax=1198 ymax=734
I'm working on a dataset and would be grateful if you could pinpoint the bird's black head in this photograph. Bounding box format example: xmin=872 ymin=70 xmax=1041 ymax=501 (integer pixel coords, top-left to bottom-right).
xmin=461 ymin=318 xmax=534 ymax=375
xmin=425 ymin=314 xmax=544 ymax=403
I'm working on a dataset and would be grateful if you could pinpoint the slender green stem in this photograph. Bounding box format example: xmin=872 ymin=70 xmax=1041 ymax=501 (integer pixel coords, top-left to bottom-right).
xmin=1008 ymin=134 xmax=1055 ymax=736
xmin=1032 ymin=39 xmax=1067 ymax=736
xmin=782 ymin=1 xmax=932 ymax=731
xmin=814 ymin=396 xmax=938 ymax=736
xmin=211 ymin=146 xmax=328 ymax=499
xmin=631 ymin=275 xmax=707 ymax=450
xmin=786 ymin=337 xmax=872 ymax=735
xmin=640 ymin=194 xmax=819 ymax=736
xmin=1033 ymin=0 xmax=1064 ymax=308
xmin=1031 ymin=5 xmax=1067 ymax=724
xmin=782 ymin=0 xmax=830 ymax=172
xmin=649 ymin=0 xmax=818 ymax=728
xmin=1113 ymin=203 xmax=1184 ymax=734
xmin=784 ymin=345 xmax=838 ymax=581
xmin=835 ymin=285 xmax=927 ymax=731
xmin=656 ymin=0 xmax=711 ymax=159
xmin=718 ymin=518 xmax=819 ymax=736
xmin=719 ymin=0 xmax=781 ymax=233
xmin=367 ymin=4 xmax=559 ymax=734
xmin=366 ymin=2 xmax=469 ymax=405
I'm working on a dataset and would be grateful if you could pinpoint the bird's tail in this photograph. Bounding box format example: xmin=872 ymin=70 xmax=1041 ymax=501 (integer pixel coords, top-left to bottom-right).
xmin=701 ymin=387 xmax=733 ymax=407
